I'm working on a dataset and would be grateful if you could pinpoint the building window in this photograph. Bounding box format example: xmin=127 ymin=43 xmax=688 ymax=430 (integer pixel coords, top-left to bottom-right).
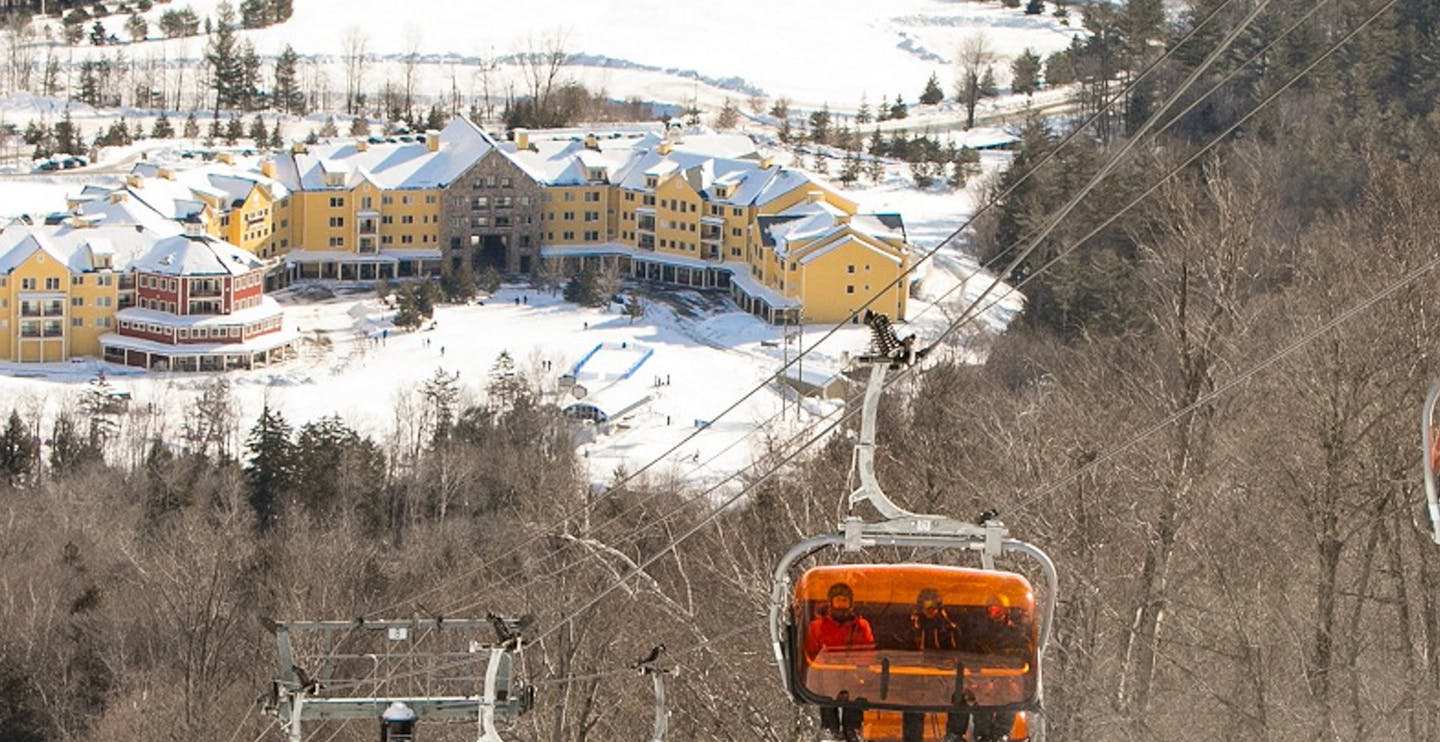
xmin=584 ymin=191 xmax=600 ymax=202
xmin=383 ymin=195 xmax=394 ymax=205
xmin=71 ymin=296 xmax=83 ymax=306
xmin=562 ymin=230 xmax=575 ymax=240
xmin=72 ymin=275 xmax=84 ymax=285
xmin=401 ymin=235 xmax=413 ymax=244
xmin=361 ymin=196 xmax=373 ymax=209
xmin=584 ymin=230 xmax=599 ymax=241
xmin=382 ymin=215 xmax=394 ymax=224
xmin=401 ymin=195 xmax=411 ymax=205
xmin=847 ymin=265 xmax=855 ymax=273
xmin=329 ymin=197 xmax=345 ymax=208
xmin=564 ymin=191 xmax=574 ymax=201
xmin=500 ymin=177 xmax=511 ymax=188
xmin=329 ymin=216 xmax=345 ymax=227
xmin=401 ymin=215 xmax=414 ymax=224
xmin=563 ymin=211 xmax=574 ymax=221
xmin=846 ymin=285 xmax=855 ymax=294
xmin=45 ymin=277 xmax=60 ymax=291
xmin=21 ymin=278 xmax=35 ymax=290
xmin=425 ymin=194 xmax=437 ymax=204
xmin=71 ymin=317 xmax=82 ymax=327
xmin=584 ymin=212 xmax=599 ymax=222
xmin=329 ymin=237 xmax=344 ymax=247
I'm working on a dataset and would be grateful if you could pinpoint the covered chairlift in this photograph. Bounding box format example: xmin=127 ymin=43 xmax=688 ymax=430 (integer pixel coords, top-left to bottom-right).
xmin=768 ymin=312 xmax=1058 ymax=742
xmin=1421 ymin=381 xmax=1440 ymax=545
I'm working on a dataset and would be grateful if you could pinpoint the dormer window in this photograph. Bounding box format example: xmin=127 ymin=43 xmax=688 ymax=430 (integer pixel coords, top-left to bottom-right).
xmin=645 ymin=175 xmax=658 ymax=189
xmin=323 ymin=173 xmax=345 ymax=188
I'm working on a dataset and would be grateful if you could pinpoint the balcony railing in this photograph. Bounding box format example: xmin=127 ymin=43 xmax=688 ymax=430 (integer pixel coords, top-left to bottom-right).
xmin=190 ymin=286 xmax=222 ymax=298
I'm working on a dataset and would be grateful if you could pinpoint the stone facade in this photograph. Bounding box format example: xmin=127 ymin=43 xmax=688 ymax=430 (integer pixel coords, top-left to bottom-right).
xmin=439 ymin=150 xmax=546 ymax=274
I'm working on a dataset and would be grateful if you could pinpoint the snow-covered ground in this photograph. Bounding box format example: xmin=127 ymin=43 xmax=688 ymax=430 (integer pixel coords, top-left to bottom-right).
xmin=32 ymin=0 xmax=1084 ymax=111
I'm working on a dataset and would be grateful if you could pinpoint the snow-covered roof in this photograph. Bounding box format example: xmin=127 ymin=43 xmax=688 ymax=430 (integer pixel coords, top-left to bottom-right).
xmin=115 ymin=295 xmax=285 ymax=326
xmin=67 ymin=192 xmax=187 ymax=236
xmin=274 ymin=117 xmax=496 ymax=191
xmin=131 ymin=234 xmax=264 ymax=276
xmin=0 ymin=224 xmax=169 ymax=275
xmin=759 ymin=210 xmax=908 ymax=262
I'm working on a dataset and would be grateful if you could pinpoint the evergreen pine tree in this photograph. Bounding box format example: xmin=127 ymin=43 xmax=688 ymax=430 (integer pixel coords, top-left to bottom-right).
xmin=808 ymin=103 xmax=831 ymax=145
xmin=889 ymin=94 xmax=908 ymax=119
xmin=244 ymin=404 xmax=295 ymax=529
xmin=204 ymin=1 xmax=242 ymax=109
xmin=124 ymin=12 xmax=147 ymax=41
xmin=238 ymin=40 xmax=261 ymax=110
xmin=979 ymin=66 xmax=998 ymax=98
xmin=855 ymin=93 xmax=871 ymax=125
xmin=224 ymin=115 xmax=242 ymax=144
xmin=271 ymin=0 xmax=293 ymax=21
xmin=865 ymin=150 xmax=885 ymax=184
xmin=419 ymin=367 xmax=461 ymax=442
xmin=1045 ymin=49 xmax=1075 ymax=86
xmin=248 ymin=115 xmax=267 ymax=143
xmin=54 ymin=109 xmax=79 ymax=154
xmin=270 ymin=119 xmax=285 ymax=148
xmin=239 ymin=0 xmax=269 ymax=28
xmin=563 ymin=268 xmax=604 ymax=306
xmin=839 ymin=150 xmax=862 ymax=185
xmin=349 ymin=116 xmax=370 ymax=136
xmin=183 ymin=111 xmax=200 ymax=138
xmin=477 ymin=265 xmax=502 ymax=293
xmin=207 ymin=112 xmax=223 ymax=141
xmin=424 ymin=104 xmax=447 ymax=131
xmin=1011 ymin=49 xmax=1043 ymax=95
xmin=273 ymin=44 xmax=304 ymax=114
xmin=49 ymin=412 xmax=101 ymax=476
xmin=920 ymin=72 xmax=944 ymax=105
xmin=0 ymin=410 xmax=38 ymax=488
xmin=486 ymin=351 xmax=528 ymax=411
xmin=292 ymin=415 xmax=381 ymax=516
xmin=318 ymin=115 xmax=339 ymax=138
xmin=715 ymin=98 xmax=740 ymax=130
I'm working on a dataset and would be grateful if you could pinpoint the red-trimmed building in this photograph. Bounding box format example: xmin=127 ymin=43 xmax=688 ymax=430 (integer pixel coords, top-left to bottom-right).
xmin=101 ymin=233 xmax=298 ymax=371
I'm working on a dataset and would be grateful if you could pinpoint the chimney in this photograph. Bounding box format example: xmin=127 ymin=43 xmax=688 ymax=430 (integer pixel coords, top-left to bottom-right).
xmin=759 ymin=155 xmax=775 ymax=169
xmin=125 ymin=174 xmax=143 ymax=188
xmin=356 ymin=139 xmax=369 ymax=152
xmin=260 ymin=160 xmax=276 ymax=178
xmin=657 ymin=142 xmax=673 ymax=156
xmin=158 ymin=167 xmax=175 ymax=180
xmin=584 ymin=132 xmax=599 ymax=150
xmin=513 ymin=128 xmax=529 ymax=151
xmin=425 ymin=129 xmax=441 ymax=152
xmin=216 ymin=152 xmax=235 ymax=165
xmin=806 ymin=190 xmax=824 ymax=203
xmin=836 ymin=214 xmax=851 ymax=226
xmin=292 ymin=142 xmax=308 ymax=154
xmin=108 ymin=191 xmax=127 ymax=204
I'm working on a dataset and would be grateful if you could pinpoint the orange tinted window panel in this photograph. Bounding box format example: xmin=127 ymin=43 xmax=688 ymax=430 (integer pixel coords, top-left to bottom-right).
xmin=794 ymin=564 xmax=1037 ymax=710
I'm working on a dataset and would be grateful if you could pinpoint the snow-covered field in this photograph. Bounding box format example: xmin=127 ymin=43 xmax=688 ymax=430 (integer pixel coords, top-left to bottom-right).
xmin=38 ymin=0 xmax=1084 ymax=111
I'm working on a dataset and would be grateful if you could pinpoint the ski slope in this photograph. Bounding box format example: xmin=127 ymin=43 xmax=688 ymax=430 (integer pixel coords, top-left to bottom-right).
xmin=54 ymin=0 xmax=1084 ymax=110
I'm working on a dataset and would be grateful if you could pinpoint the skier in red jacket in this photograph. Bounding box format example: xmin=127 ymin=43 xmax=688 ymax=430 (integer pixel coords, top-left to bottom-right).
xmin=807 ymin=582 xmax=874 ymax=741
